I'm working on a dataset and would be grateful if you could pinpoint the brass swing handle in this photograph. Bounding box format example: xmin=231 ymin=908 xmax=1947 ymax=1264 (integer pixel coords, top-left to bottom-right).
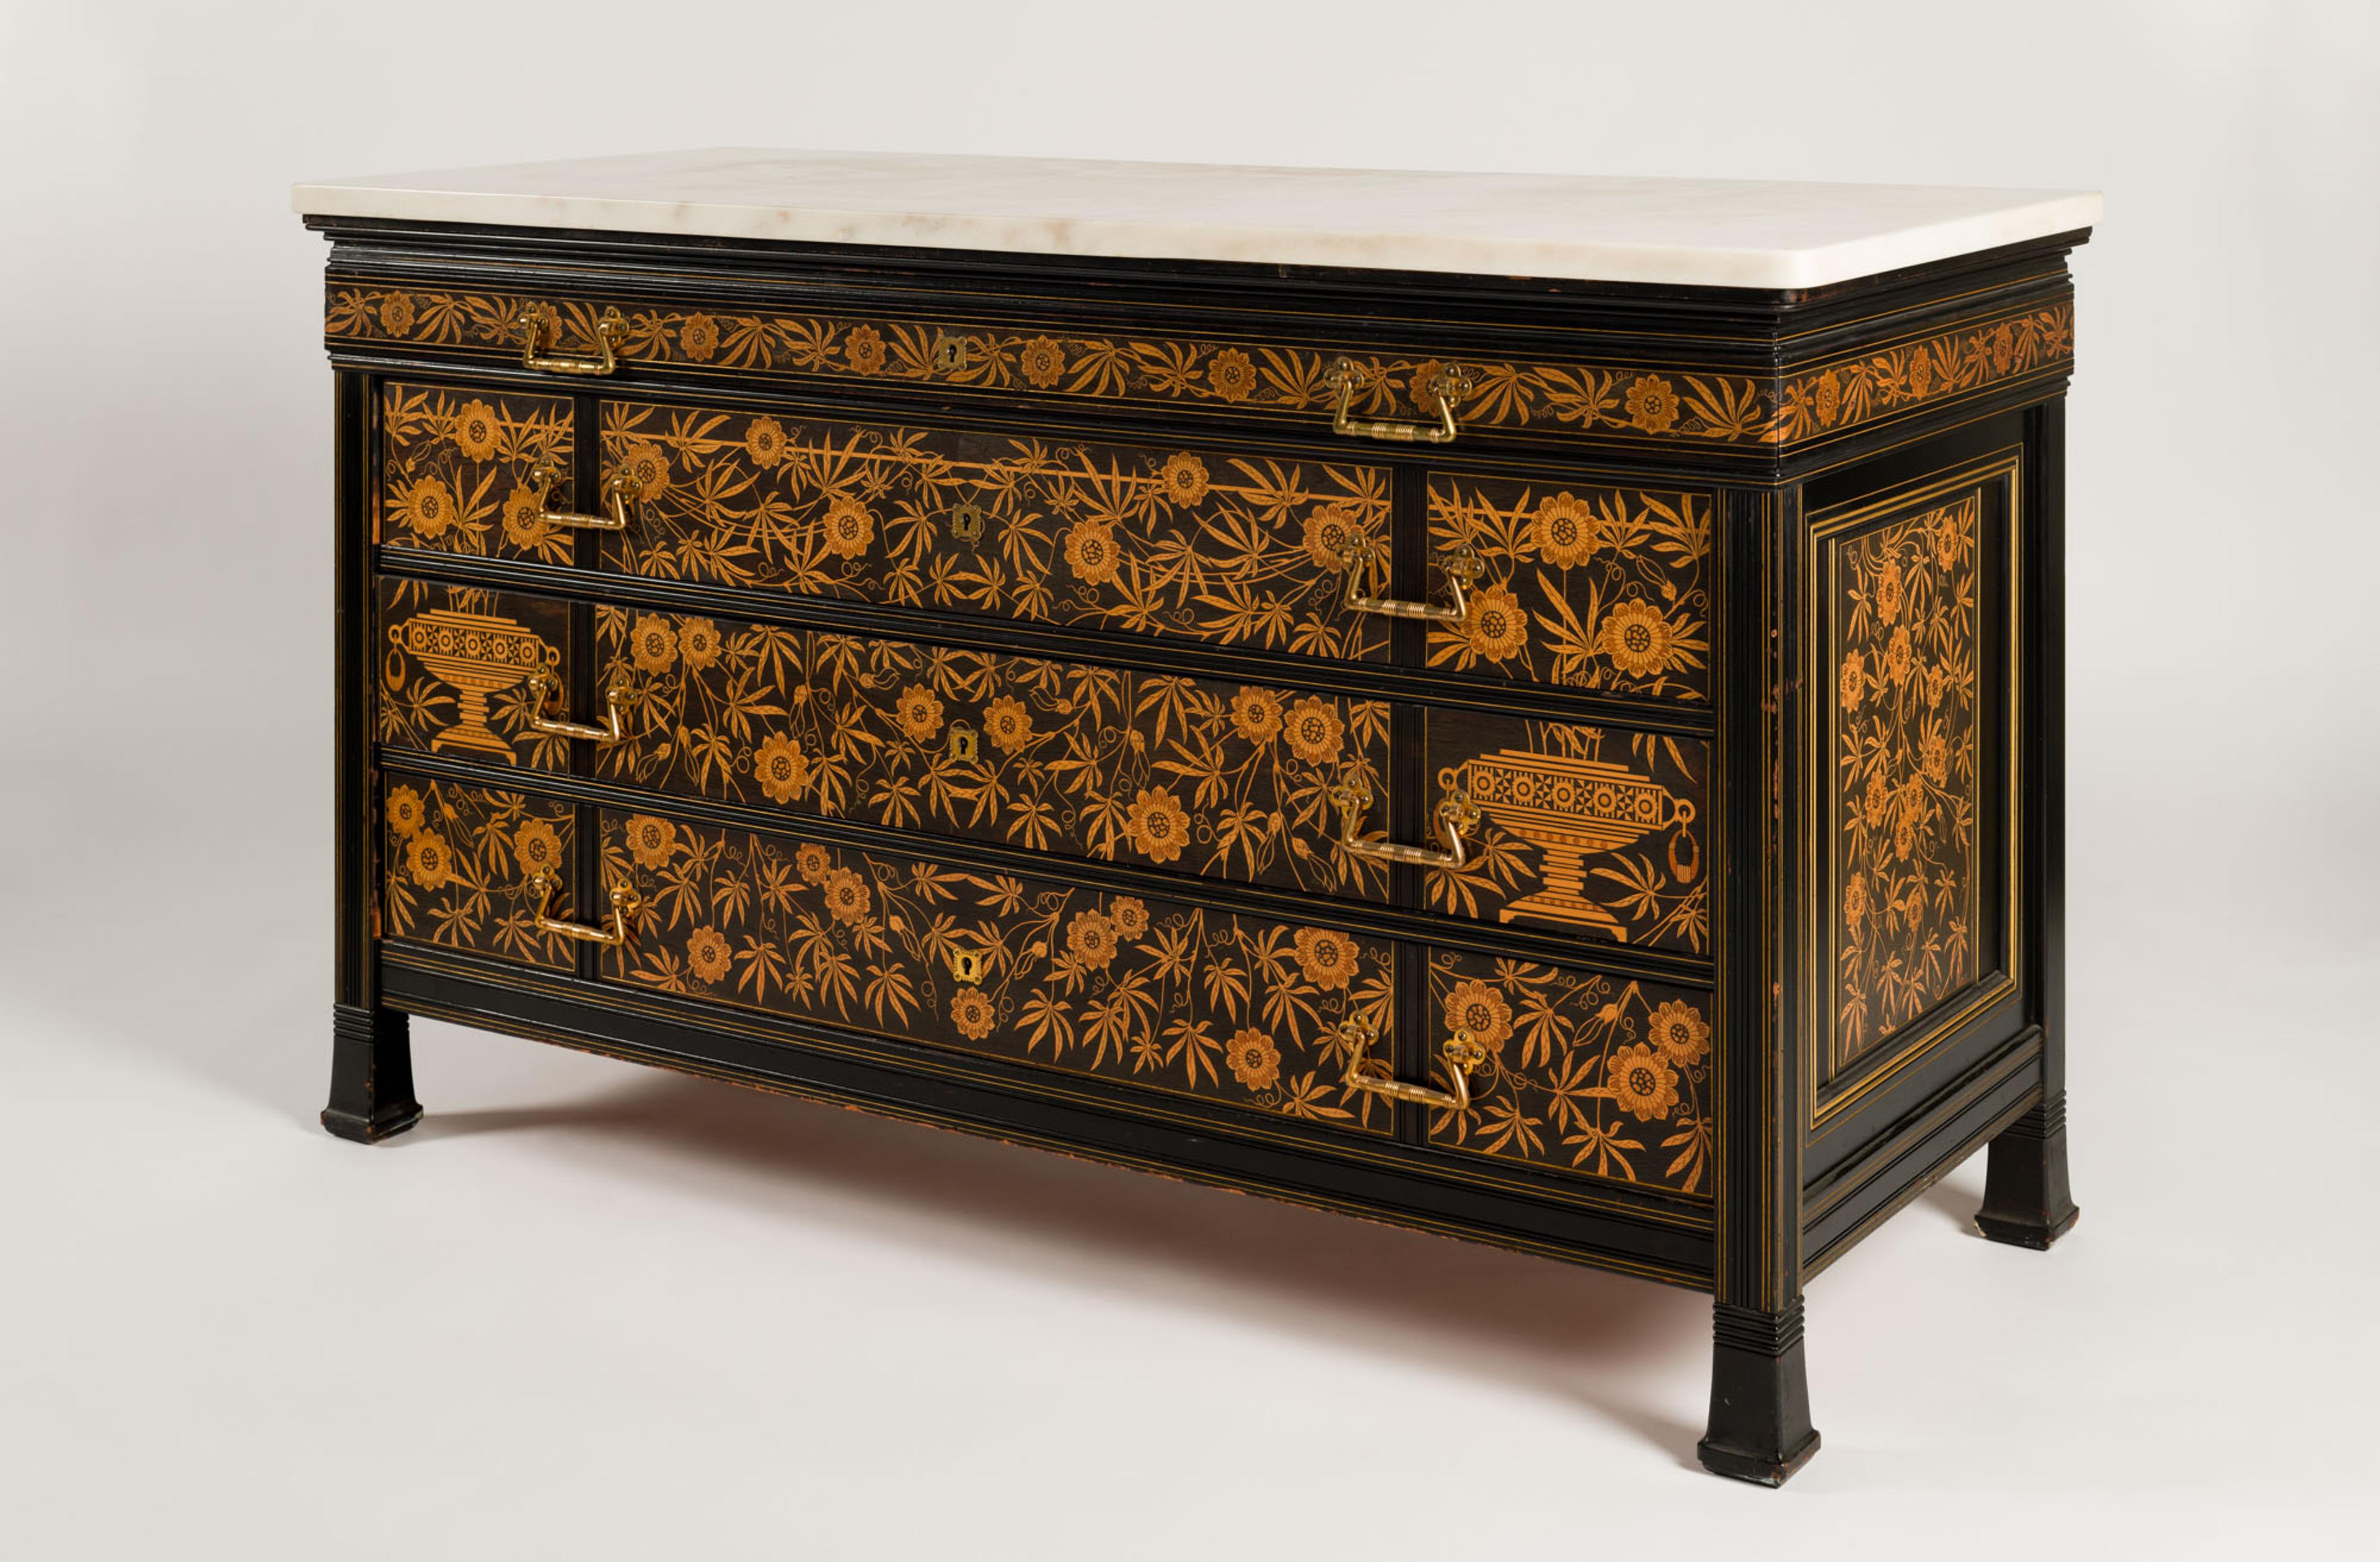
xmin=522 ymin=463 xmax=638 ymax=532
xmin=1341 ymin=1020 xmax=1489 ymax=1112
xmin=1339 ymin=537 xmax=1478 ymax=623
xmin=1326 ymin=356 xmax=1470 ymax=444
xmin=1331 ymin=774 xmax=1479 ymax=871
xmin=526 ymin=873 xmax=641 ymax=947
xmin=524 ymin=669 xmax=633 ymax=745
xmin=514 ymin=305 xmax=627 ymax=375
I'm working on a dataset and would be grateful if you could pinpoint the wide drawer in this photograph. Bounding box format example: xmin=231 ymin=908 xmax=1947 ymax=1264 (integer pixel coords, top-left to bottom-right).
xmin=377 ymin=579 xmax=1712 ymax=954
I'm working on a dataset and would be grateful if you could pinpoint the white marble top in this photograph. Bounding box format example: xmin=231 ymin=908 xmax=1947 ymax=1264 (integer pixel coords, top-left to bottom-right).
xmin=293 ymin=149 xmax=2100 ymax=290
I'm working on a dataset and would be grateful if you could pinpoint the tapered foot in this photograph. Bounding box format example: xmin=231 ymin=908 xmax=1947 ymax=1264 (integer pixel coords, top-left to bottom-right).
xmin=1974 ymin=1093 xmax=2078 ymax=1249
xmin=1698 ymin=1299 xmax=1820 ymax=1485
xmin=322 ymin=1004 xmax=422 ymax=1143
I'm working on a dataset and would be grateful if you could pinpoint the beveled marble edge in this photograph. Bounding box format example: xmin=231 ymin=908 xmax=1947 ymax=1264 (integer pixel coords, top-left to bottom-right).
xmin=292 ymin=148 xmax=2102 ymax=290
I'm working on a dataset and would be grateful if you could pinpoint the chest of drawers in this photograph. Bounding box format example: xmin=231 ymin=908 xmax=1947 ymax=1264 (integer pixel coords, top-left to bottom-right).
xmin=298 ymin=151 xmax=2095 ymax=1484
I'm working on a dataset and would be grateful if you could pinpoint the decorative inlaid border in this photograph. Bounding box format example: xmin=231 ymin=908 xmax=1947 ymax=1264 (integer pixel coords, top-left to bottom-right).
xmin=327 ymin=279 xmax=2073 ymax=449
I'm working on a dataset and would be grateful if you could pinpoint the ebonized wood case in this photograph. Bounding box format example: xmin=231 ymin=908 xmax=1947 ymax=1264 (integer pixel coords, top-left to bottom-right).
xmin=305 ymin=192 xmax=2086 ymax=1485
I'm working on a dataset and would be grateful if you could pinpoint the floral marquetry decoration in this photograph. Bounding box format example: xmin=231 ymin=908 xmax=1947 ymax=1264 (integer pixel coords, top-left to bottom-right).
xmin=379 ymin=780 xmax=576 ymax=970
xmin=1832 ymin=493 xmax=1983 ymax=1061
xmin=375 ymin=383 xmax=573 ymax=564
xmin=595 ymin=811 xmax=1397 ymax=1132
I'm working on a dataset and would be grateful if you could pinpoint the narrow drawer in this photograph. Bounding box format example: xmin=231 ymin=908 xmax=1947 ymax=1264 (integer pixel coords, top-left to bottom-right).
xmin=374 ymin=381 xmax=574 ymax=564
xmin=377 ymin=774 xmax=578 ymax=971
xmin=587 ymin=801 xmax=1397 ymax=1136
xmin=1422 ymin=947 xmax=1715 ymax=1198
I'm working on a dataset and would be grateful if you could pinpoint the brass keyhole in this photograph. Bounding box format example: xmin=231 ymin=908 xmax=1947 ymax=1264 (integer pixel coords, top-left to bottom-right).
xmin=932 ymin=333 xmax=971 ymax=372
xmin=947 ymin=721 xmax=978 ymax=762
xmin=948 ymin=502 xmax=986 ymax=544
xmin=945 ymin=945 xmax=990 ymax=985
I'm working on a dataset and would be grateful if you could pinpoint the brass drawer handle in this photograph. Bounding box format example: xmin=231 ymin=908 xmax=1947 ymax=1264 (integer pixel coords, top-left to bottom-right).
xmin=1326 ymin=356 xmax=1469 ymax=444
xmin=1339 ymin=537 xmax=1478 ymax=622
xmin=1341 ymin=1019 xmax=1488 ymax=1112
xmin=522 ymin=463 xmax=637 ymax=532
xmin=527 ymin=873 xmax=641 ymax=947
xmin=1330 ymin=771 xmax=1478 ymax=871
xmin=524 ymin=669 xmax=633 ymax=745
xmin=514 ymin=304 xmax=626 ymax=375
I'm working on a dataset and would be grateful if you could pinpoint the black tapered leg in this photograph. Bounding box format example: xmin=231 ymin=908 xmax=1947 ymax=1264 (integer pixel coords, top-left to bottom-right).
xmin=322 ymin=1003 xmax=423 ymax=1143
xmin=1698 ymin=1299 xmax=1820 ymax=1486
xmin=1973 ymin=1092 xmax=2078 ymax=1248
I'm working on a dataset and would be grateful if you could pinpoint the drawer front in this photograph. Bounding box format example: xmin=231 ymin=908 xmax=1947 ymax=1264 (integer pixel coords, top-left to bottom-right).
xmin=596 ymin=399 xmax=1391 ymax=662
xmin=377 ymin=579 xmax=573 ymax=768
xmin=1424 ymin=948 xmax=1714 ymax=1197
xmin=591 ymin=603 xmax=1393 ymax=902
xmin=594 ymin=805 xmax=1396 ymax=1135
xmin=1426 ymin=471 xmax=1711 ymax=701
xmin=376 ymin=381 xmax=573 ymax=564
xmin=1423 ymin=713 xmax=1708 ymax=954
xmin=379 ymin=775 xmax=577 ymax=971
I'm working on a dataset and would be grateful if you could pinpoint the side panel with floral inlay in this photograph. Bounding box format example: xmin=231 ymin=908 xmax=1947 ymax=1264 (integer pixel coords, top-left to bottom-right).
xmin=1426 ymin=473 xmax=1711 ymax=701
xmin=594 ymin=808 xmax=1396 ymax=1134
xmin=380 ymin=778 xmax=576 ymax=970
xmin=594 ymin=401 xmax=1391 ymax=660
xmin=375 ymin=382 xmax=573 ymax=563
xmin=1830 ymin=491 xmax=1985 ymax=1065
xmin=1421 ymin=713 xmax=1708 ymax=954
xmin=594 ymin=604 xmax=1392 ymax=900
xmin=1425 ymin=950 xmax=1714 ymax=1196
xmin=376 ymin=579 xmax=574 ymax=768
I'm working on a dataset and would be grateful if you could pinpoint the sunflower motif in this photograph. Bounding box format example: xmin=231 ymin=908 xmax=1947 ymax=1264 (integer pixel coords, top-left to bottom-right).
xmin=1158 ymin=452 xmax=1209 ymax=508
xmin=1441 ymin=979 xmax=1513 ymax=1055
xmin=513 ymin=819 xmax=565 ymax=879
xmin=1225 ymin=1029 xmax=1280 ymax=1092
xmin=822 ymin=495 xmax=875 ymax=559
xmin=1284 ymin=696 xmax=1343 ymax=766
xmin=500 ymin=487 xmax=550 ymax=549
xmin=1648 ymin=999 xmax=1710 ymax=1065
xmin=1934 ymin=505 xmax=1965 ymax=569
xmin=982 ymin=695 xmax=1033 ymax=754
xmin=795 ymin=842 xmax=833 ymax=884
xmin=1109 ymin=897 xmax=1149 ymax=941
xmin=1920 ymin=731 xmax=1950 ymax=787
xmin=1292 ymin=927 xmax=1359 ymax=992
xmin=754 ymin=733 xmax=808 ymax=804
xmin=1065 ymin=908 xmax=1118 ymax=970
xmin=1301 ymin=504 xmax=1365 ymax=573
xmin=844 ymin=324 xmax=886 ymax=375
xmin=1895 ymin=810 xmax=1919 ymax=862
xmin=896 ymin=685 xmax=945 ymax=743
xmin=1908 ymin=348 xmax=1934 ymax=399
xmin=1843 ymin=870 xmax=1869 ymax=933
xmin=950 ymin=988 xmax=996 ymax=1041
xmin=1624 ymin=374 xmax=1680 ymax=434
xmin=1064 ymin=517 xmax=1119 ymax=585
xmin=630 ymin=613 xmax=677 ymax=675
xmin=377 ymin=292 xmax=415 ymax=335
xmin=1018 ymin=336 xmax=1066 ymax=388
xmin=1207 ymin=348 xmax=1256 ymax=402
xmin=678 ymin=617 xmax=722 ymax=671
xmin=1814 ymin=370 xmax=1842 ymax=428
xmin=1598 ymin=599 xmax=1675 ymax=678
xmin=679 ymin=314 xmax=720 ymax=363
xmin=1990 ymin=323 xmax=2015 ymax=375
xmin=1533 ymin=492 xmax=1603 ymax=568
xmin=1606 ymin=1043 xmax=1680 ymax=1122
xmin=685 ymin=925 xmax=733 ymax=983
xmin=1864 ymin=774 xmax=1892 ymax=828
xmin=1886 ymin=625 xmax=1915 ymax=686
xmin=822 ymin=867 xmax=872 ymax=926
xmin=386 ymin=785 xmax=426 ymax=838
xmin=1840 ymin=650 xmax=1866 ymax=712
xmin=746 ymin=416 xmax=788 ymax=468
xmin=1874 ymin=559 xmax=1904 ymax=625
xmin=1230 ymin=688 xmax=1282 ymax=745
xmin=1924 ymin=664 xmax=1949 ymax=711
xmin=617 ymin=441 xmax=671 ymax=501
xmin=1465 ymin=585 xmax=1528 ymax=664
xmin=405 ymin=830 xmax=454 ymax=890
xmin=451 ymin=400 xmax=501 ymax=462
xmin=623 ymin=814 xmax=677 ymax=869
xmin=1124 ymin=788 xmax=1191 ymax=865
xmin=394 ymin=476 xmax=456 ymax=540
